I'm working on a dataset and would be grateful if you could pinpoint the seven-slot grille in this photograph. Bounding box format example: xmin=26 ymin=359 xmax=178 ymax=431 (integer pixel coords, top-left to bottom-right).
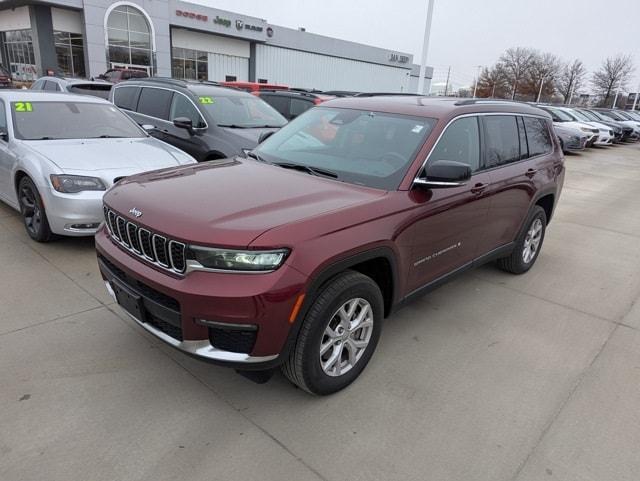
xmin=103 ymin=206 xmax=186 ymax=274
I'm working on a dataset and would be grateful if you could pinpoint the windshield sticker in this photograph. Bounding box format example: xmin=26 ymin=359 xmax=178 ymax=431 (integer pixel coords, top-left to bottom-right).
xmin=199 ymin=96 xmax=214 ymax=104
xmin=14 ymin=102 xmax=33 ymax=112
xmin=412 ymin=124 xmax=424 ymax=133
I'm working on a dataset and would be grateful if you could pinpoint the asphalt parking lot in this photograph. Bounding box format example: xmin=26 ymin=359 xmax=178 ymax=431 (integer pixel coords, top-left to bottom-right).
xmin=1 ymin=143 xmax=640 ymax=481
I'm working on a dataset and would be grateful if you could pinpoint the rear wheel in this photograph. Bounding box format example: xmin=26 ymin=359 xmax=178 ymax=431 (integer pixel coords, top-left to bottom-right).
xmin=497 ymin=206 xmax=546 ymax=274
xmin=18 ymin=176 xmax=54 ymax=242
xmin=282 ymin=270 xmax=383 ymax=395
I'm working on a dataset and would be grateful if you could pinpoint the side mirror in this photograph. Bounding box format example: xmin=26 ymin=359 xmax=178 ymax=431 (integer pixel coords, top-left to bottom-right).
xmin=414 ymin=160 xmax=472 ymax=188
xmin=0 ymin=129 xmax=8 ymax=142
xmin=258 ymin=130 xmax=275 ymax=144
xmin=173 ymin=117 xmax=194 ymax=135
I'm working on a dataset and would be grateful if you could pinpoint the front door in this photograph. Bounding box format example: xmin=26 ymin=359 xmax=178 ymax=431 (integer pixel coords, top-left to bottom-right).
xmin=0 ymin=100 xmax=18 ymax=206
xmin=165 ymin=92 xmax=209 ymax=161
xmin=403 ymin=116 xmax=493 ymax=293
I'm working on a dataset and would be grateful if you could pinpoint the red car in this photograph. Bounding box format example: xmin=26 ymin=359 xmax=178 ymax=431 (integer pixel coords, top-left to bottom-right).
xmin=96 ymin=97 xmax=564 ymax=394
xmin=98 ymin=68 xmax=148 ymax=84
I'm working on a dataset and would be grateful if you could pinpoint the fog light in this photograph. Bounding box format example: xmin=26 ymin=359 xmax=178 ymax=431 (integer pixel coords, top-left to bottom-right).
xmin=70 ymin=223 xmax=100 ymax=230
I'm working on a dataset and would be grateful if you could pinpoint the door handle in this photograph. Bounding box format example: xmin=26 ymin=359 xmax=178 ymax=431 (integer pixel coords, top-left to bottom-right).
xmin=525 ymin=168 xmax=538 ymax=178
xmin=470 ymin=182 xmax=488 ymax=194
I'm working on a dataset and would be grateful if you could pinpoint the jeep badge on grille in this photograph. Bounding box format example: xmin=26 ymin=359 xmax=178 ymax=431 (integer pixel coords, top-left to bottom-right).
xmin=129 ymin=207 xmax=143 ymax=218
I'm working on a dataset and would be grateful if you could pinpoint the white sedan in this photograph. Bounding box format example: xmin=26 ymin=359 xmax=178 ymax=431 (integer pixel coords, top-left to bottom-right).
xmin=0 ymin=91 xmax=196 ymax=242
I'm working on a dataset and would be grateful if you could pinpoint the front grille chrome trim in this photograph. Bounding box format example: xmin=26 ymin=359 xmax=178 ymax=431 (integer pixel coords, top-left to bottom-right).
xmin=104 ymin=206 xmax=186 ymax=276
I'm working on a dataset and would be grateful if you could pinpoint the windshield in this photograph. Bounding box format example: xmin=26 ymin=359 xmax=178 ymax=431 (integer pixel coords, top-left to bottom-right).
xmin=253 ymin=107 xmax=437 ymax=190
xmin=198 ymin=95 xmax=287 ymax=128
xmin=11 ymin=101 xmax=145 ymax=140
xmin=578 ymin=109 xmax=599 ymax=121
xmin=616 ymin=111 xmax=636 ymax=121
xmin=599 ymin=110 xmax=623 ymax=121
xmin=569 ymin=109 xmax=591 ymax=122
xmin=545 ymin=107 xmax=574 ymax=122
xmin=626 ymin=111 xmax=640 ymax=120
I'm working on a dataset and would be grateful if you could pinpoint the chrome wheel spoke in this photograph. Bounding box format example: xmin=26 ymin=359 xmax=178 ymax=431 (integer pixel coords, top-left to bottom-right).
xmin=319 ymin=298 xmax=374 ymax=377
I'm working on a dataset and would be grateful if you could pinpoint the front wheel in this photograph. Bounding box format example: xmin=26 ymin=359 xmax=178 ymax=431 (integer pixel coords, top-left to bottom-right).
xmin=497 ymin=206 xmax=547 ymax=274
xmin=282 ymin=270 xmax=383 ymax=395
xmin=18 ymin=176 xmax=54 ymax=242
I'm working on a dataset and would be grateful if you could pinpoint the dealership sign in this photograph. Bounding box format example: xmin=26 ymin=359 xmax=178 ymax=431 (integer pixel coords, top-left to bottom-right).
xmin=175 ymin=9 xmax=208 ymax=22
xmin=389 ymin=53 xmax=410 ymax=64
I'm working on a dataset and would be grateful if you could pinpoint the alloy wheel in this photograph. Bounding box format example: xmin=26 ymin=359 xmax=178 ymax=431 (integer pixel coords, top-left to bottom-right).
xmin=522 ymin=218 xmax=543 ymax=264
xmin=19 ymin=183 xmax=42 ymax=236
xmin=319 ymin=298 xmax=374 ymax=377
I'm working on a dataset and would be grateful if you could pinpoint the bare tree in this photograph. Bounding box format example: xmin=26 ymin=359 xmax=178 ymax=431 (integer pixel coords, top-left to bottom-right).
xmin=476 ymin=64 xmax=509 ymax=98
xmin=557 ymin=59 xmax=587 ymax=104
xmin=521 ymin=52 xmax=562 ymax=102
xmin=592 ymin=54 xmax=635 ymax=106
xmin=499 ymin=47 xmax=536 ymax=99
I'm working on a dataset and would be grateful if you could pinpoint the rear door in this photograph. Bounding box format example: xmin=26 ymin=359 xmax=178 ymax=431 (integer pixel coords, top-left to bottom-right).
xmin=405 ymin=115 xmax=493 ymax=292
xmin=477 ymin=115 xmax=552 ymax=254
xmin=134 ymin=87 xmax=173 ymax=143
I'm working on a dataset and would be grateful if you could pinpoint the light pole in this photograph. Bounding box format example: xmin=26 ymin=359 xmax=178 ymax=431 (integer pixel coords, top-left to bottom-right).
xmin=472 ymin=65 xmax=482 ymax=98
xmin=567 ymin=80 xmax=576 ymax=106
xmin=612 ymin=76 xmax=623 ymax=109
xmin=536 ymin=75 xmax=546 ymax=103
xmin=416 ymin=0 xmax=435 ymax=95
xmin=632 ymin=82 xmax=640 ymax=111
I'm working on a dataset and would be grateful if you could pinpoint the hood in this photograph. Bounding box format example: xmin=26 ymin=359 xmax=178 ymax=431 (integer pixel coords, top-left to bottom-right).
xmin=104 ymin=159 xmax=385 ymax=247
xmin=219 ymin=127 xmax=279 ymax=146
xmin=23 ymin=137 xmax=183 ymax=172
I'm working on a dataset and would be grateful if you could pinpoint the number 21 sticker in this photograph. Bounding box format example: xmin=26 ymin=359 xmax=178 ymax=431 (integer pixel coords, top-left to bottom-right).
xmin=199 ymin=96 xmax=214 ymax=104
xmin=14 ymin=102 xmax=33 ymax=112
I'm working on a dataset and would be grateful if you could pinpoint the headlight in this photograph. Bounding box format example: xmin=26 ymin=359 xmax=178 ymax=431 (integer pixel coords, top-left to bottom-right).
xmin=579 ymin=127 xmax=593 ymax=133
xmin=50 ymin=174 xmax=106 ymax=193
xmin=189 ymin=246 xmax=289 ymax=272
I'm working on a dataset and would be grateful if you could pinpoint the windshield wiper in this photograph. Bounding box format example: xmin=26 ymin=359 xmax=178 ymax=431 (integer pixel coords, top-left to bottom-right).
xmin=218 ymin=124 xmax=251 ymax=129
xmin=95 ymin=135 xmax=126 ymax=138
xmin=274 ymin=162 xmax=338 ymax=179
xmin=245 ymin=151 xmax=269 ymax=163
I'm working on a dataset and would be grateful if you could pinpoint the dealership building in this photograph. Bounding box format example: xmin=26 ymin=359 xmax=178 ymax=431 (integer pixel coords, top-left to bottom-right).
xmin=0 ymin=0 xmax=432 ymax=92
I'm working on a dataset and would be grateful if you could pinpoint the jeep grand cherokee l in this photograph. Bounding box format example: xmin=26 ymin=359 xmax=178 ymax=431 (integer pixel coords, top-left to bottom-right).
xmin=96 ymin=97 xmax=564 ymax=395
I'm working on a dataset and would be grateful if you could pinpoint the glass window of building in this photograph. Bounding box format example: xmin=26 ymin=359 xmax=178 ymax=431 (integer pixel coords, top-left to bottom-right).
xmin=106 ymin=5 xmax=153 ymax=72
xmin=171 ymin=47 xmax=208 ymax=81
xmin=2 ymin=30 xmax=37 ymax=81
xmin=54 ymin=31 xmax=85 ymax=78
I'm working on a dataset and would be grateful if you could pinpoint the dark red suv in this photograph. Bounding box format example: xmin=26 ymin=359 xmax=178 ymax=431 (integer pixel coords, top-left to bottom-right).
xmin=96 ymin=97 xmax=564 ymax=395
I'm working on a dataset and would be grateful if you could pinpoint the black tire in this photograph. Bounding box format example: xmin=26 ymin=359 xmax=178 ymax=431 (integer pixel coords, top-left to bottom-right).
xmin=497 ymin=206 xmax=547 ymax=274
xmin=282 ymin=270 xmax=384 ymax=395
xmin=17 ymin=176 xmax=54 ymax=242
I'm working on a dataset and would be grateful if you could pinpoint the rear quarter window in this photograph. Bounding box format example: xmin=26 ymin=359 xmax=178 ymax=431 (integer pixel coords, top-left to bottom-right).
xmin=523 ymin=117 xmax=553 ymax=157
xmin=113 ymin=86 xmax=141 ymax=111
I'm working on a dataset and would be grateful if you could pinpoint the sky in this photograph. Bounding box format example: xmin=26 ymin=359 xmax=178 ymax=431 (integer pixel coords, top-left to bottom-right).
xmin=188 ymin=0 xmax=640 ymax=94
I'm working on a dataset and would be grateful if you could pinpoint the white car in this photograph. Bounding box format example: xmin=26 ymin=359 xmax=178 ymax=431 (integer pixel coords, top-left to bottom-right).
xmin=538 ymin=105 xmax=599 ymax=146
xmin=557 ymin=106 xmax=614 ymax=145
xmin=0 ymin=91 xmax=196 ymax=242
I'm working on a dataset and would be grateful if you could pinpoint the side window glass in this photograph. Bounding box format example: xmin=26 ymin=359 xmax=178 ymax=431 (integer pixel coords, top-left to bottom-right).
xmin=483 ymin=115 xmax=520 ymax=168
xmin=44 ymin=81 xmax=58 ymax=91
xmin=137 ymin=88 xmax=173 ymax=120
xmin=523 ymin=117 xmax=553 ymax=157
xmin=428 ymin=116 xmax=480 ymax=172
xmin=113 ymin=86 xmax=140 ymax=111
xmin=290 ymin=98 xmax=313 ymax=119
xmin=0 ymin=100 xmax=7 ymax=133
xmin=261 ymin=95 xmax=289 ymax=117
xmin=169 ymin=94 xmax=206 ymax=128
xmin=32 ymin=79 xmax=44 ymax=90
xmin=517 ymin=116 xmax=528 ymax=160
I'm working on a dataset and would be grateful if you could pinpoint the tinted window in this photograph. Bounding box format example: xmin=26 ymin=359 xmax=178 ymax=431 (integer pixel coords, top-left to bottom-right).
xmin=428 ymin=116 xmax=480 ymax=172
xmin=198 ymin=95 xmax=287 ymax=128
xmin=260 ymin=94 xmax=289 ymax=117
xmin=44 ymin=81 xmax=59 ymax=91
xmin=137 ymin=87 xmax=173 ymax=120
xmin=113 ymin=86 xmax=140 ymax=110
xmin=290 ymin=98 xmax=314 ymax=119
xmin=523 ymin=117 xmax=552 ymax=157
xmin=0 ymin=100 xmax=6 ymax=132
xmin=31 ymin=79 xmax=45 ymax=90
xmin=254 ymin=107 xmax=437 ymax=190
xmin=483 ymin=116 xmax=520 ymax=167
xmin=11 ymin=101 xmax=145 ymax=140
xmin=169 ymin=94 xmax=205 ymax=128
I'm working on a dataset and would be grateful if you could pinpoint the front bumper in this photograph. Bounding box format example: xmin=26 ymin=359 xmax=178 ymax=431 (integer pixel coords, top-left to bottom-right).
xmin=43 ymin=188 xmax=104 ymax=236
xmin=95 ymin=228 xmax=307 ymax=368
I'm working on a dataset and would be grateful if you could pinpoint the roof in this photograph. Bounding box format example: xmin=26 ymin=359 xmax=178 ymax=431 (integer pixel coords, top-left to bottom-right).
xmin=119 ymin=78 xmax=251 ymax=97
xmin=323 ymin=96 xmax=551 ymax=119
xmin=0 ymin=90 xmax=109 ymax=103
xmin=37 ymin=76 xmax=111 ymax=86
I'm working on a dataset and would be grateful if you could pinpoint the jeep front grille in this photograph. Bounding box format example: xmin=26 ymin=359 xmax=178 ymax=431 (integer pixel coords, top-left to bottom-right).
xmin=103 ymin=206 xmax=186 ymax=275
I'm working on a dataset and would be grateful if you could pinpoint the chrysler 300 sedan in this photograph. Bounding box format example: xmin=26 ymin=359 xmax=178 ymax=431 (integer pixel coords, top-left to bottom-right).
xmin=0 ymin=91 xmax=196 ymax=242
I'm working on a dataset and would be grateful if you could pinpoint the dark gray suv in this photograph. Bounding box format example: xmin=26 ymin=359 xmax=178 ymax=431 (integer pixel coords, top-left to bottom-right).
xmin=110 ymin=78 xmax=287 ymax=161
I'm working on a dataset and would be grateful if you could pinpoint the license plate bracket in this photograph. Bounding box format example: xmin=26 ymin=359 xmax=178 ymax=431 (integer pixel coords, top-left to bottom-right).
xmin=111 ymin=279 xmax=146 ymax=321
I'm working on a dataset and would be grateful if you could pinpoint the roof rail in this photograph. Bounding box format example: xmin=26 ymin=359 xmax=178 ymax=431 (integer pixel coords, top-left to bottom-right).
xmin=138 ymin=77 xmax=188 ymax=87
xmin=453 ymin=98 xmax=528 ymax=106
